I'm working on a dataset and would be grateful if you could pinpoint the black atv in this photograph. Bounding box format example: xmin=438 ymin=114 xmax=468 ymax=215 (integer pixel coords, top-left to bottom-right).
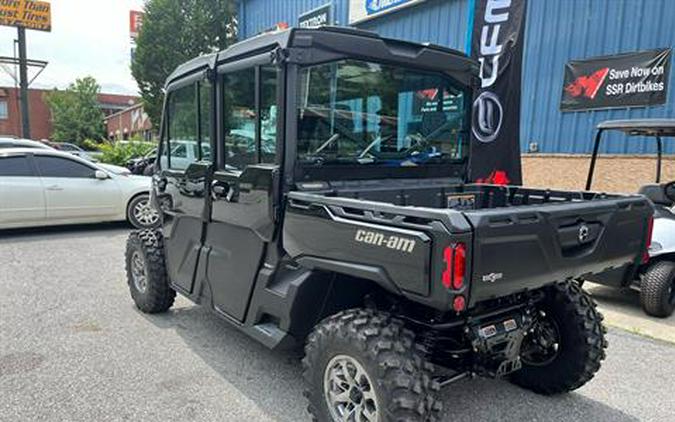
xmin=125 ymin=27 xmax=652 ymax=421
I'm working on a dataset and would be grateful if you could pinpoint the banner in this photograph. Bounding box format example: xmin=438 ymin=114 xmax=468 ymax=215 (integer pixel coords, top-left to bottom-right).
xmin=561 ymin=49 xmax=671 ymax=112
xmin=0 ymin=0 xmax=51 ymax=32
xmin=468 ymin=0 xmax=526 ymax=185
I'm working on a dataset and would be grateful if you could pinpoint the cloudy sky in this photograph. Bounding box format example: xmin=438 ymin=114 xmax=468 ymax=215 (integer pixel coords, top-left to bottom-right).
xmin=0 ymin=0 xmax=145 ymax=95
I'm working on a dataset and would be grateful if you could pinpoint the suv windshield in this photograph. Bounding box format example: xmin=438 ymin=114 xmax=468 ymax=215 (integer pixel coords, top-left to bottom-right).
xmin=297 ymin=59 xmax=469 ymax=167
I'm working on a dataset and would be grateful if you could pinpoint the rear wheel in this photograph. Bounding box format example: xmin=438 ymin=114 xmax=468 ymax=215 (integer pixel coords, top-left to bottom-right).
xmin=640 ymin=261 xmax=675 ymax=318
xmin=127 ymin=194 xmax=160 ymax=229
xmin=303 ymin=308 xmax=441 ymax=422
xmin=511 ymin=281 xmax=607 ymax=394
xmin=125 ymin=229 xmax=175 ymax=313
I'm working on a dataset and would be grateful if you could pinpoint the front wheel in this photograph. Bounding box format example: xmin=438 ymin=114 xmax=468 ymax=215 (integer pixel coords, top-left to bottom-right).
xmin=640 ymin=261 xmax=675 ymax=318
xmin=303 ymin=309 xmax=441 ymax=422
xmin=511 ymin=281 xmax=607 ymax=395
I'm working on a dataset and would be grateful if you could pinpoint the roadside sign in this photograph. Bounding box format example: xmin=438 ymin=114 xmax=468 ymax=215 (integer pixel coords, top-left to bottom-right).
xmin=299 ymin=3 xmax=332 ymax=28
xmin=348 ymin=0 xmax=425 ymax=25
xmin=0 ymin=0 xmax=51 ymax=32
xmin=130 ymin=10 xmax=143 ymax=39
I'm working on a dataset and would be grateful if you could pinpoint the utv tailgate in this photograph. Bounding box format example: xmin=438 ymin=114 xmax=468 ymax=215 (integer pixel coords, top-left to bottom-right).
xmin=464 ymin=197 xmax=652 ymax=305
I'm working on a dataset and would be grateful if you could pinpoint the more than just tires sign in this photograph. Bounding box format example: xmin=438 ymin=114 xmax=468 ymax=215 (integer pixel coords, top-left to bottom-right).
xmin=299 ymin=3 xmax=332 ymax=28
xmin=349 ymin=0 xmax=425 ymax=24
xmin=0 ymin=0 xmax=51 ymax=32
xmin=561 ymin=48 xmax=671 ymax=112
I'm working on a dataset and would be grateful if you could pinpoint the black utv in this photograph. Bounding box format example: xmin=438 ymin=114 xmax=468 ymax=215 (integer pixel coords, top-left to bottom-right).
xmin=125 ymin=28 xmax=653 ymax=421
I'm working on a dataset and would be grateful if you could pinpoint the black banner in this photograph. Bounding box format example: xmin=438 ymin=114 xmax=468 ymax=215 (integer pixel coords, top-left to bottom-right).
xmin=298 ymin=3 xmax=332 ymax=28
xmin=561 ymin=48 xmax=671 ymax=112
xmin=468 ymin=0 xmax=526 ymax=185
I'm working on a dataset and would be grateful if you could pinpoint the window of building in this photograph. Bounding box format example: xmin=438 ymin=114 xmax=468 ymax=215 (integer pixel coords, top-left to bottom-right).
xmin=0 ymin=155 xmax=34 ymax=176
xmin=0 ymin=100 xmax=8 ymax=120
xmin=34 ymin=155 xmax=96 ymax=178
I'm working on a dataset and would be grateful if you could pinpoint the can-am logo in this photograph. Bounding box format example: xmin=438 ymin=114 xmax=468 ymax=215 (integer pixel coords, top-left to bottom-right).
xmin=354 ymin=229 xmax=416 ymax=253
xmin=472 ymin=0 xmax=513 ymax=143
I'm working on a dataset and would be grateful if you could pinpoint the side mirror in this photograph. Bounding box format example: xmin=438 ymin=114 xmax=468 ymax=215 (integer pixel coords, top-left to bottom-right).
xmin=94 ymin=170 xmax=109 ymax=180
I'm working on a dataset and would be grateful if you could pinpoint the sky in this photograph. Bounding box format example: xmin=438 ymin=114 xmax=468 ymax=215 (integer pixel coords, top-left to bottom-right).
xmin=0 ymin=0 xmax=145 ymax=95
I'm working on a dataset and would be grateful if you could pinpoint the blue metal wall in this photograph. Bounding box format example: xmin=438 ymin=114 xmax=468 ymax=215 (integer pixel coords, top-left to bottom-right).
xmin=239 ymin=0 xmax=675 ymax=155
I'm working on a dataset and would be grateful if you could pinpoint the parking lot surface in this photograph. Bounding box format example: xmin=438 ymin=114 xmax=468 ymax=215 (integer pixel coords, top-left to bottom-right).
xmin=1 ymin=225 xmax=674 ymax=422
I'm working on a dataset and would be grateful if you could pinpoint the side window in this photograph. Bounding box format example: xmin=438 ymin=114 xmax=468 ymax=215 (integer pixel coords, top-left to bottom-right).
xmin=167 ymin=84 xmax=198 ymax=170
xmin=34 ymin=156 xmax=96 ymax=178
xmin=199 ymin=80 xmax=212 ymax=162
xmin=260 ymin=66 xmax=279 ymax=164
xmin=223 ymin=69 xmax=256 ymax=170
xmin=0 ymin=156 xmax=34 ymax=176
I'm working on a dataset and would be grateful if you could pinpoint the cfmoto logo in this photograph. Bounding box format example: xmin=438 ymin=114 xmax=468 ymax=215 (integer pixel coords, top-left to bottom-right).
xmin=578 ymin=224 xmax=590 ymax=243
xmin=472 ymin=91 xmax=503 ymax=143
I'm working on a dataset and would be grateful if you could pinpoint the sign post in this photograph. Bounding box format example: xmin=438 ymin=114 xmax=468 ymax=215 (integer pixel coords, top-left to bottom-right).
xmin=0 ymin=0 xmax=52 ymax=139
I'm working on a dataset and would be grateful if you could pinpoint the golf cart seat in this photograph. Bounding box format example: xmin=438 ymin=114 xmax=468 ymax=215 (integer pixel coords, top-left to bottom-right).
xmin=638 ymin=183 xmax=672 ymax=206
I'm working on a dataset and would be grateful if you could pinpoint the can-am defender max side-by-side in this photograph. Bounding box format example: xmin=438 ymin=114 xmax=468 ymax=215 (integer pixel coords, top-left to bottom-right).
xmin=585 ymin=119 xmax=675 ymax=317
xmin=125 ymin=28 xmax=653 ymax=421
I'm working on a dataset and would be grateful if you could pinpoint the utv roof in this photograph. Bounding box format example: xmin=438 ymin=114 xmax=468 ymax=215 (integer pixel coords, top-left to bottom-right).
xmin=167 ymin=26 xmax=478 ymax=87
xmin=596 ymin=119 xmax=675 ymax=137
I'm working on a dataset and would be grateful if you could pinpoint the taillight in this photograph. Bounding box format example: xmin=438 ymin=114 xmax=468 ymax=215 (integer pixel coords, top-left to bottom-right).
xmin=643 ymin=216 xmax=654 ymax=264
xmin=442 ymin=243 xmax=466 ymax=289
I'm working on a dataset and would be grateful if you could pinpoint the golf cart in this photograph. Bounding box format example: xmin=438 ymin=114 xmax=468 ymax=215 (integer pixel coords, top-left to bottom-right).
xmin=585 ymin=119 xmax=675 ymax=317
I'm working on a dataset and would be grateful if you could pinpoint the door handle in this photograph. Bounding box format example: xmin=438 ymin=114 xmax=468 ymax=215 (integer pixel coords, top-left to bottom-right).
xmin=46 ymin=185 xmax=63 ymax=191
xmin=211 ymin=180 xmax=233 ymax=201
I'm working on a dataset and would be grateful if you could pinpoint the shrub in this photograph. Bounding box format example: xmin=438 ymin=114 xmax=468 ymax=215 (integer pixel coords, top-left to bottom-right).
xmin=96 ymin=140 xmax=156 ymax=166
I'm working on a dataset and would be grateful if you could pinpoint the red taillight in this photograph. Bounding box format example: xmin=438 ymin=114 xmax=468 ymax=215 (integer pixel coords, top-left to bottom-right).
xmin=453 ymin=295 xmax=466 ymax=312
xmin=442 ymin=243 xmax=466 ymax=290
xmin=453 ymin=243 xmax=466 ymax=289
xmin=643 ymin=216 xmax=654 ymax=264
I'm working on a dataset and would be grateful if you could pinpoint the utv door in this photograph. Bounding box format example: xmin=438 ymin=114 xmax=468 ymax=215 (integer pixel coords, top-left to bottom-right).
xmin=204 ymin=64 xmax=279 ymax=322
xmin=156 ymin=77 xmax=213 ymax=294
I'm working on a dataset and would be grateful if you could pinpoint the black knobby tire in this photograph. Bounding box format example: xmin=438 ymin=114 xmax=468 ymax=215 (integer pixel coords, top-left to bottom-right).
xmin=510 ymin=281 xmax=607 ymax=395
xmin=125 ymin=229 xmax=175 ymax=313
xmin=640 ymin=261 xmax=675 ymax=318
xmin=303 ymin=308 xmax=441 ymax=422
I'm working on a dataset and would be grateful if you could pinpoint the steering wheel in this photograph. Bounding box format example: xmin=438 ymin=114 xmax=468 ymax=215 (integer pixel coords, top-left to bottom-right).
xmin=663 ymin=181 xmax=675 ymax=204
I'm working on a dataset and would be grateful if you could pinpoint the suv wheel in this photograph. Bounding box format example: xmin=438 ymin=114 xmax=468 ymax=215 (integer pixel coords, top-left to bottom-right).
xmin=127 ymin=194 xmax=160 ymax=229
xmin=640 ymin=261 xmax=675 ymax=318
xmin=303 ymin=308 xmax=441 ymax=422
xmin=510 ymin=281 xmax=607 ymax=394
xmin=125 ymin=229 xmax=175 ymax=313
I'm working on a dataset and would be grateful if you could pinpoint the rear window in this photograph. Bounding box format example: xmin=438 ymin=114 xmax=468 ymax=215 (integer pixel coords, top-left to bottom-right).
xmin=34 ymin=155 xmax=96 ymax=178
xmin=0 ymin=155 xmax=34 ymax=176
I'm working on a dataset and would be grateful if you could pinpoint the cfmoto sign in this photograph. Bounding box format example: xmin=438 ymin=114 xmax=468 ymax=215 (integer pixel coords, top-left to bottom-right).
xmin=472 ymin=91 xmax=503 ymax=143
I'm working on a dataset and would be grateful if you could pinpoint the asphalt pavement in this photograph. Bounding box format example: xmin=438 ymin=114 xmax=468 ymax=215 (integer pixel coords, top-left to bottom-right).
xmin=1 ymin=224 xmax=674 ymax=421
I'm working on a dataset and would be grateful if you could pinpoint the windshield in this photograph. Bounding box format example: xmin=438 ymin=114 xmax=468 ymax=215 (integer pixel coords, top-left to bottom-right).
xmin=297 ymin=59 xmax=469 ymax=167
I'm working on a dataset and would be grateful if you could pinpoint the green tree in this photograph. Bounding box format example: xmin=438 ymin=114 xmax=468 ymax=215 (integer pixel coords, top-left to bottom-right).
xmin=44 ymin=76 xmax=106 ymax=143
xmin=131 ymin=0 xmax=237 ymax=129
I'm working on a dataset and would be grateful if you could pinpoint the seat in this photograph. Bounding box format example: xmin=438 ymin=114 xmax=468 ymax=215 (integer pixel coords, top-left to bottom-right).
xmin=638 ymin=183 xmax=672 ymax=206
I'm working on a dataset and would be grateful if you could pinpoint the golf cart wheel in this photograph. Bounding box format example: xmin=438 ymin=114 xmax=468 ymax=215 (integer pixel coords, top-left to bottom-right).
xmin=127 ymin=194 xmax=160 ymax=229
xmin=640 ymin=261 xmax=675 ymax=318
xmin=125 ymin=229 xmax=175 ymax=314
xmin=303 ymin=308 xmax=441 ymax=422
xmin=510 ymin=281 xmax=607 ymax=395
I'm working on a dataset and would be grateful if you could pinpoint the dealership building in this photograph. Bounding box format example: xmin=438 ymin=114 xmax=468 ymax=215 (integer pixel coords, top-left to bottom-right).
xmin=238 ymin=0 xmax=675 ymax=192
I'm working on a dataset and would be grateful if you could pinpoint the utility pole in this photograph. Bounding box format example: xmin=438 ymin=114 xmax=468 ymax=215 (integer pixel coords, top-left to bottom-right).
xmin=17 ymin=26 xmax=31 ymax=139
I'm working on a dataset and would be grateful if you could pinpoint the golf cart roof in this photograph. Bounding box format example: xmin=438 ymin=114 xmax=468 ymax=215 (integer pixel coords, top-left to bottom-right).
xmin=596 ymin=119 xmax=675 ymax=137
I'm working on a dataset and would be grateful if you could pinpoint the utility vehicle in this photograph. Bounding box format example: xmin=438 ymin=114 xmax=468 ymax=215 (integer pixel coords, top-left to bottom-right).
xmin=585 ymin=119 xmax=675 ymax=317
xmin=125 ymin=28 xmax=653 ymax=421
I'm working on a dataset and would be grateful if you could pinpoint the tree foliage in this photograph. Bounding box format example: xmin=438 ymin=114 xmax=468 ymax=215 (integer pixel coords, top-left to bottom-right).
xmin=131 ymin=0 xmax=237 ymax=129
xmin=44 ymin=76 xmax=106 ymax=143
